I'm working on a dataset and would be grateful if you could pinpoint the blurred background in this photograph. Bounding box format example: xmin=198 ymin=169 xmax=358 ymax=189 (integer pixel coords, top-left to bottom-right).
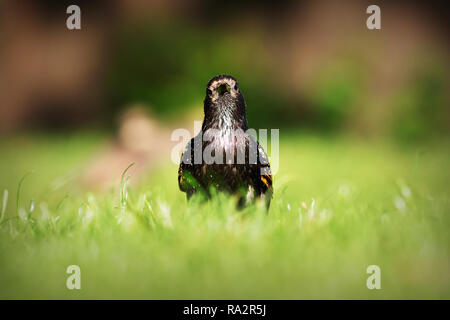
xmin=0 ymin=0 xmax=449 ymax=188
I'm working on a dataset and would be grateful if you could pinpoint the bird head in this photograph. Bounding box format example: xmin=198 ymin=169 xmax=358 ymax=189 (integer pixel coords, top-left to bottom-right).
xmin=203 ymin=75 xmax=247 ymax=130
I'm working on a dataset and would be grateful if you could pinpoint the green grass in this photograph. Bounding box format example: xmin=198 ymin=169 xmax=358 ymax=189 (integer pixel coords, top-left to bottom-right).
xmin=0 ymin=132 xmax=449 ymax=299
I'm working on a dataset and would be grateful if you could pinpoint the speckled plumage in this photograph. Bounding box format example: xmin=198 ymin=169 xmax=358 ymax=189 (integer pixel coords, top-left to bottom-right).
xmin=178 ymin=75 xmax=273 ymax=208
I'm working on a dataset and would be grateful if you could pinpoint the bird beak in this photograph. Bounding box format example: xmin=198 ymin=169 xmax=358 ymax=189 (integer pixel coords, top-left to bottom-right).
xmin=217 ymin=84 xmax=230 ymax=96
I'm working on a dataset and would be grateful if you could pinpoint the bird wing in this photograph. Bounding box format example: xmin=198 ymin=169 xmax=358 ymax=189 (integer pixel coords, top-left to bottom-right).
xmin=256 ymin=142 xmax=273 ymax=192
xmin=178 ymin=138 xmax=203 ymax=193
xmin=178 ymin=138 xmax=193 ymax=192
xmin=178 ymin=164 xmax=187 ymax=192
xmin=246 ymin=134 xmax=273 ymax=194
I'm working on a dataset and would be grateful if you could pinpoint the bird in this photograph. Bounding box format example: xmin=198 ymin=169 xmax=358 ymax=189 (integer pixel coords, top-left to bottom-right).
xmin=178 ymin=74 xmax=273 ymax=208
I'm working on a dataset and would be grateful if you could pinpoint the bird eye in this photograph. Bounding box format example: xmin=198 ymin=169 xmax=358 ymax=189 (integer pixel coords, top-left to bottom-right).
xmin=207 ymin=89 xmax=212 ymax=95
xmin=234 ymin=84 xmax=239 ymax=90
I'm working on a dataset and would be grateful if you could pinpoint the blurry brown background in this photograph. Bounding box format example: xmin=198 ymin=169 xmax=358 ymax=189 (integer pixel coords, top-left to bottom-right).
xmin=0 ymin=0 xmax=448 ymax=138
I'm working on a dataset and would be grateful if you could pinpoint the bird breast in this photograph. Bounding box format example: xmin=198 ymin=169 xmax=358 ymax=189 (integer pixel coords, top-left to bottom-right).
xmin=204 ymin=128 xmax=248 ymax=165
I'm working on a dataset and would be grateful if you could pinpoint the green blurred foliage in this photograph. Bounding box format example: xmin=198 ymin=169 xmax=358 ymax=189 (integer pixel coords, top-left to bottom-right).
xmin=391 ymin=63 xmax=449 ymax=142
xmin=306 ymin=59 xmax=364 ymax=130
xmin=107 ymin=22 xmax=290 ymax=128
xmin=107 ymin=21 xmax=449 ymax=137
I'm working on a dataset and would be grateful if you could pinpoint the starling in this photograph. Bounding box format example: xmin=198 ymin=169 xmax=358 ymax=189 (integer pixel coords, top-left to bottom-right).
xmin=178 ymin=75 xmax=273 ymax=208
